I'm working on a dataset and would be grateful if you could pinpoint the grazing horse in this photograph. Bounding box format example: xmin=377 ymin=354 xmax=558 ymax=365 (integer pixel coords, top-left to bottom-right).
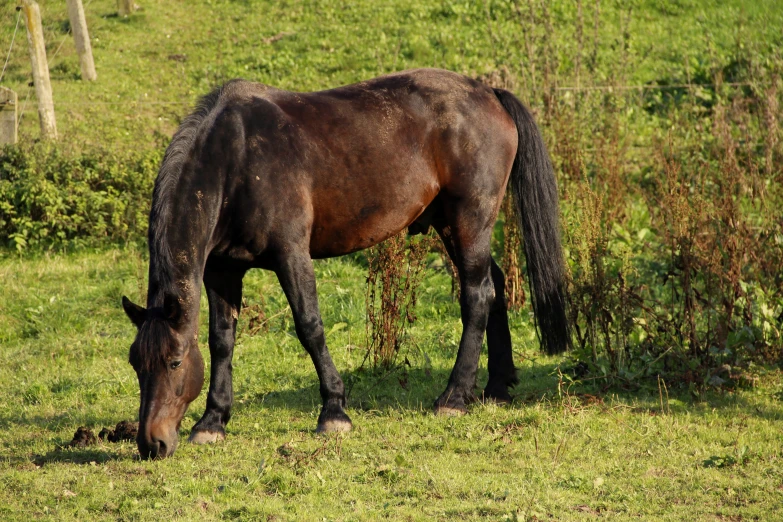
xmin=122 ymin=68 xmax=568 ymax=459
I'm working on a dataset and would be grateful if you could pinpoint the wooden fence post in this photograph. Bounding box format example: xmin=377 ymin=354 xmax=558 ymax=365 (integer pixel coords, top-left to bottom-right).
xmin=66 ymin=0 xmax=96 ymax=81
xmin=20 ymin=0 xmax=57 ymax=140
xmin=117 ymin=0 xmax=135 ymax=17
xmin=0 ymin=88 xmax=18 ymax=145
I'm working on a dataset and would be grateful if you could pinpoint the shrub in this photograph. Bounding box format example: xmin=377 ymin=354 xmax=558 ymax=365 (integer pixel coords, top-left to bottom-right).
xmin=0 ymin=144 xmax=161 ymax=251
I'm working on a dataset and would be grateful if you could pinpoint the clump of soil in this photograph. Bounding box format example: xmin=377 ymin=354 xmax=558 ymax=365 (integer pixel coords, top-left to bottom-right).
xmin=98 ymin=420 xmax=139 ymax=443
xmin=69 ymin=427 xmax=97 ymax=447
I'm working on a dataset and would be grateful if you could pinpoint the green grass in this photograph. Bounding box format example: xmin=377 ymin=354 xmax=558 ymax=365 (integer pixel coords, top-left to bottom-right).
xmin=1 ymin=0 xmax=782 ymax=150
xmin=1 ymin=1 xmax=782 ymax=520
xmin=1 ymin=249 xmax=782 ymax=520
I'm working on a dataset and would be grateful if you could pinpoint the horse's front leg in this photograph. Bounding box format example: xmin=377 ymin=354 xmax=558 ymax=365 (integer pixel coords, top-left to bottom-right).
xmin=189 ymin=267 xmax=244 ymax=444
xmin=276 ymin=251 xmax=352 ymax=433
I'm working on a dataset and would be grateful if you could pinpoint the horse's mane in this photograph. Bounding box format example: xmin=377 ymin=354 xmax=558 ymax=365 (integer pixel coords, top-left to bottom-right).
xmin=147 ymin=84 xmax=226 ymax=301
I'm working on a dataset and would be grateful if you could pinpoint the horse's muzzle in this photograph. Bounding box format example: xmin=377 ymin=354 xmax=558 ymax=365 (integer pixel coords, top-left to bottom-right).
xmin=137 ymin=430 xmax=178 ymax=459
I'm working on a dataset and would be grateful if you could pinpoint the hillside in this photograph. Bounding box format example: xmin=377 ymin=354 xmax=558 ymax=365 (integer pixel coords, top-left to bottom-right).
xmin=0 ymin=0 xmax=781 ymax=149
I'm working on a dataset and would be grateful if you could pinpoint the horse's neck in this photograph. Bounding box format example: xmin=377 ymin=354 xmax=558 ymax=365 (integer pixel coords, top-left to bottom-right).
xmin=146 ymin=222 xmax=206 ymax=319
xmin=147 ymin=160 xmax=219 ymax=316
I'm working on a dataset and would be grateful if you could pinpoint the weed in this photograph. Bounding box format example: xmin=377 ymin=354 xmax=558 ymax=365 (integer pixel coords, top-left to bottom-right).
xmin=365 ymin=232 xmax=433 ymax=368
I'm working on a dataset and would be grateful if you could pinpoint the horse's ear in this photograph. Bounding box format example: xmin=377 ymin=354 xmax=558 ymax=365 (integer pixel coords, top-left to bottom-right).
xmin=122 ymin=296 xmax=147 ymax=328
xmin=163 ymin=293 xmax=183 ymax=324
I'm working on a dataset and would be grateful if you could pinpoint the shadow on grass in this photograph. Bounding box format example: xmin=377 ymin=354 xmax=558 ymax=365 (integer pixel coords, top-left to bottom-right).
xmin=233 ymin=361 xmax=783 ymax=423
xmin=32 ymin=446 xmax=127 ymax=466
xmin=4 ymin=361 xmax=780 ymax=467
xmin=236 ymin=361 xmax=572 ymax=415
xmin=238 ymin=367 xmax=466 ymax=415
xmin=1 ymin=442 xmax=130 ymax=468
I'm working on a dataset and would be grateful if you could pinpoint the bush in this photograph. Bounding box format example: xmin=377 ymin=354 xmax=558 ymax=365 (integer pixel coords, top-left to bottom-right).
xmin=546 ymin=69 xmax=783 ymax=391
xmin=0 ymin=145 xmax=161 ymax=251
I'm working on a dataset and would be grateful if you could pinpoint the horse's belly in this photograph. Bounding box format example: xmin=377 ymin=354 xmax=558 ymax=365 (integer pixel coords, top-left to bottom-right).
xmin=309 ymin=186 xmax=435 ymax=258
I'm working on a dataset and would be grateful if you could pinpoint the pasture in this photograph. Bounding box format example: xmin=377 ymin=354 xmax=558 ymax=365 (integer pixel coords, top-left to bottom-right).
xmin=1 ymin=0 xmax=782 ymax=520
xmin=1 ymin=250 xmax=782 ymax=520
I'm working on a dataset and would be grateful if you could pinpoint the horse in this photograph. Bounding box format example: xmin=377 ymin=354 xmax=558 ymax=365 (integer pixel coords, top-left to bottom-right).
xmin=121 ymin=68 xmax=569 ymax=459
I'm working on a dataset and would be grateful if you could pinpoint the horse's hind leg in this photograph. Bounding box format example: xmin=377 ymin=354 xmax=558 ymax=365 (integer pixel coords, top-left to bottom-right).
xmin=436 ymin=230 xmax=517 ymax=407
xmin=432 ymin=220 xmax=495 ymax=415
xmin=275 ymin=251 xmax=352 ymax=432
xmin=190 ymin=265 xmax=245 ymax=444
xmin=484 ymin=260 xmax=518 ymax=403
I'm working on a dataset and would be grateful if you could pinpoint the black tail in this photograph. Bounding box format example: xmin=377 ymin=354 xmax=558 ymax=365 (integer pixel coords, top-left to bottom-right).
xmin=493 ymin=88 xmax=570 ymax=355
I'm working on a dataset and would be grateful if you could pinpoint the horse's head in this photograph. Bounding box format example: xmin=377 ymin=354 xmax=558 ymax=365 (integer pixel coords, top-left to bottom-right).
xmin=122 ymin=295 xmax=204 ymax=459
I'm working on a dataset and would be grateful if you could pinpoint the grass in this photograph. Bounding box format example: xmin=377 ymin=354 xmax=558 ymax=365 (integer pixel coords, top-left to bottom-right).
xmin=1 ymin=0 xmax=782 ymax=519
xmin=1 ymin=0 xmax=782 ymax=150
xmin=1 ymin=249 xmax=783 ymax=520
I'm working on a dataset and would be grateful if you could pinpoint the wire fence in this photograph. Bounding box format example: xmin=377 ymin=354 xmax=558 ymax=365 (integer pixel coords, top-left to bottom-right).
xmin=0 ymin=9 xmax=21 ymax=84
xmin=554 ymin=81 xmax=752 ymax=92
xmin=0 ymin=4 xmax=759 ymax=133
xmin=0 ymin=2 xmax=760 ymax=131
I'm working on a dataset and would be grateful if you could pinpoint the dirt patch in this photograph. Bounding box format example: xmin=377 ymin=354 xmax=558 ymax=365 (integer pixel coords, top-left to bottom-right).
xmin=69 ymin=427 xmax=97 ymax=447
xmin=99 ymin=421 xmax=139 ymax=443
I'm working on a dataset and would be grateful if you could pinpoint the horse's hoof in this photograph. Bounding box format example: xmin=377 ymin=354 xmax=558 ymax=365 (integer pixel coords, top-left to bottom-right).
xmin=433 ymin=405 xmax=467 ymax=416
xmin=434 ymin=388 xmax=470 ymax=415
xmin=316 ymin=403 xmax=352 ymax=433
xmin=480 ymin=388 xmax=513 ymax=405
xmin=316 ymin=418 xmax=352 ymax=433
xmin=483 ymin=395 xmax=512 ymax=405
xmin=188 ymin=430 xmax=225 ymax=444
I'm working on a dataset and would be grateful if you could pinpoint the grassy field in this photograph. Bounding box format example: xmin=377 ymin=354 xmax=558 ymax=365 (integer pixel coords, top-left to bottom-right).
xmin=1 ymin=249 xmax=782 ymax=520
xmin=1 ymin=0 xmax=782 ymax=149
xmin=1 ymin=0 xmax=783 ymax=520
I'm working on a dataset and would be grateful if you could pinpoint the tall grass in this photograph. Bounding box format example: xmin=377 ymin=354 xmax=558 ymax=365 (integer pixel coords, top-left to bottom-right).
xmin=516 ymin=1 xmax=783 ymax=388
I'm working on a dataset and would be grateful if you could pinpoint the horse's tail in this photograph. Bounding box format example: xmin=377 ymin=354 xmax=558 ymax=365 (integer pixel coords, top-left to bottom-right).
xmin=493 ymin=88 xmax=570 ymax=355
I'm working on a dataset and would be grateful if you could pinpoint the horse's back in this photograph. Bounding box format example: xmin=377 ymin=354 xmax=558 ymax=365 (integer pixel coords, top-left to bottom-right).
xmin=204 ymin=70 xmax=517 ymax=260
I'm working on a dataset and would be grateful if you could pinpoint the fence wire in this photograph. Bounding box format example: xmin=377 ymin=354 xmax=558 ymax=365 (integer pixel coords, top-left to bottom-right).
xmin=0 ymin=9 xmax=21 ymax=84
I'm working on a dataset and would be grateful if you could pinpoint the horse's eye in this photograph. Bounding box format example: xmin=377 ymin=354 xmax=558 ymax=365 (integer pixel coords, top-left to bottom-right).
xmin=170 ymin=360 xmax=182 ymax=370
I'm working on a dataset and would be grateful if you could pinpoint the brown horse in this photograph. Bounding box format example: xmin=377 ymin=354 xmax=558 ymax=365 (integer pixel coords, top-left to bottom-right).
xmin=122 ymin=68 xmax=568 ymax=459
